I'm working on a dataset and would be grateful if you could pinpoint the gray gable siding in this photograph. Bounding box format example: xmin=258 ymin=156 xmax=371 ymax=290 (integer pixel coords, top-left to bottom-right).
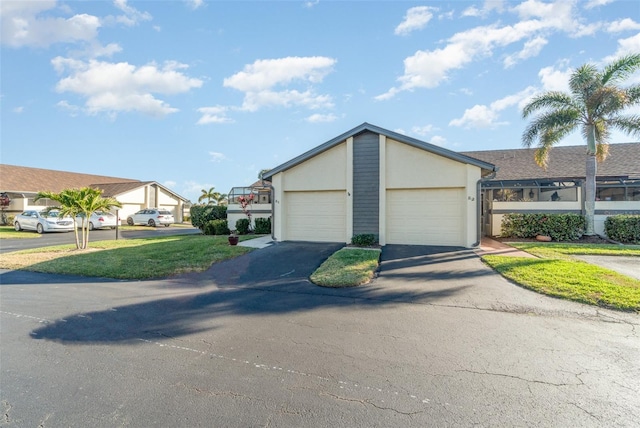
xmin=352 ymin=131 xmax=379 ymax=236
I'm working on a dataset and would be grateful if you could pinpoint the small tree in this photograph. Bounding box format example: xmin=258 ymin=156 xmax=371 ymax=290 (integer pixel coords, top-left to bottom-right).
xmin=36 ymin=187 xmax=122 ymax=250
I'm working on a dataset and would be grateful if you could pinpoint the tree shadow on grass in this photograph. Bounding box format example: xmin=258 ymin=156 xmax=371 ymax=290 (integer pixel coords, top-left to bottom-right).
xmin=30 ymin=242 xmax=477 ymax=345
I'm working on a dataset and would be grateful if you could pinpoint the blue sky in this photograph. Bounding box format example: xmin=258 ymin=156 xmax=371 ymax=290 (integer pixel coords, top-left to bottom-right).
xmin=2 ymin=0 xmax=639 ymax=203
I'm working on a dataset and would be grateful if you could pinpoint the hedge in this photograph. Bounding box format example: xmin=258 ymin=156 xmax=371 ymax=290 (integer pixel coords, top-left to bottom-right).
xmin=501 ymin=213 xmax=585 ymax=241
xmin=203 ymin=219 xmax=229 ymax=235
xmin=605 ymin=215 xmax=640 ymax=244
xmin=254 ymin=217 xmax=271 ymax=234
xmin=235 ymin=218 xmax=250 ymax=235
xmin=351 ymin=234 xmax=378 ymax=247
xmin=190 ymin=205 xmax=227 ymax=230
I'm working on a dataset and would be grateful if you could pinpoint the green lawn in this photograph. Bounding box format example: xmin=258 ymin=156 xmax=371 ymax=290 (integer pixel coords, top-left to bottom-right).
xmin=310 ymin=248 xmax=380 ymax=287
xmin=482 ymin=243 xmax=640 ymax=312
xmin=0 ymin=235 xmax=254 ymax=279
xmin=0 ymin=225 xmax=42 ymax=239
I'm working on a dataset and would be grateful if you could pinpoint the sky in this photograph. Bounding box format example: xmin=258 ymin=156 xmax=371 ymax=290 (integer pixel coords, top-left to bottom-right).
xmin=1 ymin=0 xmax=639 ymax=203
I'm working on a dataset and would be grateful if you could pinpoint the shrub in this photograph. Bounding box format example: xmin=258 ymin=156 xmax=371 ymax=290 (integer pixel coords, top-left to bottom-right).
xmin=235 ymin=218 xmax=250 ymax=235
xmin=203 ymin=219 xmax=229 ymax=236
xmin=351 ymin=233 xmax=378 ymax=247
xmin=190 ymin=205 xmax=227 ymax=230
xmin=254 ymin=217 xmax=271 ymax=234
xmin=501 ymin=213 xmax=585 ymax=241
xmin=605 ymin=215 xmax=640 ymax=244
xmin=3 ymin=214 xmax=15 ymax=226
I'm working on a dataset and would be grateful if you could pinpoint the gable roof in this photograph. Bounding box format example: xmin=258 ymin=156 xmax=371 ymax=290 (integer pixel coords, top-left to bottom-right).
xmin=0 ymin=164 xmax=189 ymax=202
xmin=0 ymin=164 xmax=140 ymax=194
xmin=263 ymin=122 xmax=496 ymax=180
xmin=462 ymin=142 xmax=640 ymax=181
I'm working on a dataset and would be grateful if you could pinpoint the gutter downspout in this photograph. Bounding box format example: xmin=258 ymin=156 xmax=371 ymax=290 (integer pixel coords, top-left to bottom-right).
xmin=474 ymin=168 xmax=498 ymax=247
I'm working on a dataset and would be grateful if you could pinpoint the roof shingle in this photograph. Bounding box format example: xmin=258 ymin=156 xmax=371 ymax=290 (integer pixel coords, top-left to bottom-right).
xmin=461 ymin=143 xmax=640 ymax=181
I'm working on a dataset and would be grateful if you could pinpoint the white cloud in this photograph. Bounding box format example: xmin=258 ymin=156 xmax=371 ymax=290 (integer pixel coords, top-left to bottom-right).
xmin=462 ymin=0 xmax=505 ymax=18
xmin=209 ymin=152 xmax=227 ymax=162
xmin=185 ymin=0 xmax=204 ymax=10
xmin=52 ymin=58 xmax=203 ymax=117
xmin=222 ymin=56 xmax=336 ymax=112
xmin=394 ymin=6 xmax=436 ymax=36
xmin=164 ymin=180 xmax=177 ymax=188
xmin=585 ymin=0 xmax=614 ymax=9
xmin=538 ymin=64 xmax=571 ymax=91
xmin=449 ymin=87 xmax=536 ymax=129
xmin=377 ymin=1 xmax=589 ymax=100
xmin=606 ymin=33 xmax=640 ymax=61
xmin=411 ymin=125 xmax=435 ymax=136
xmin=197 ymin=106 xmax=234 ymax=124
xmin=504 ymin=36 xmax=548 ymax=68
xmin=429 ymin=135 xmax=448 ymax=146
xmin=0 ymin=1 xmax=101 ymax=48
xmin=13 ymin=106 xmax=24 ymax=113
xmin=305 ymin=113 xmax=338 ymax=123
xmin=606 ymin=18 xmax=640 ymax=33
xmin=110 ymin=0 xmax=151 ymax=26
xmin=304 ymin=0 xmax=320 ymax=8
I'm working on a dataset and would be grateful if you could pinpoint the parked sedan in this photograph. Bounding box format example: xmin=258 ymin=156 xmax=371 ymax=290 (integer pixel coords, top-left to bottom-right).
xmin=126 ymin=208 xmax=174 ymax=227
xmin=76 ymin=211 xmax=118 ymax=230
xmin=14 ymin=210 xmax=74 ymax=234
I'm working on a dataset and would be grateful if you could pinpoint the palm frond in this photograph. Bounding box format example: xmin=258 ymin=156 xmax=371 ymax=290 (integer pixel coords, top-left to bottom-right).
xmin=601 ymin=53 xmax=640 ymax=85
xmin=521 ymin=92 xmax=574 ymax=118
xmin=521 ymin=109 xmax=580 ymax=147
xmin=606 ymin=115 xmax=640 ymax=138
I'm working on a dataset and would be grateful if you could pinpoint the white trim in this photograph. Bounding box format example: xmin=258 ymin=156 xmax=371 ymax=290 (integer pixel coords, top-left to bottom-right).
xmin=346 ymin=136 xmax=354 ymax=243
xmin=379 ymin=134 xmax=387 ymax=246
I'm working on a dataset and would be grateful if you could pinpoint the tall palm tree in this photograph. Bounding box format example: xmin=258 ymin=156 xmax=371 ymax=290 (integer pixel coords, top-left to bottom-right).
xmin=522 ymin=54 xmax=640 ymax=235
xmin=36 ymin=187 xmax=122 ymax=250
xmin=214 ymin=193 xmax=228 ymax=206
xmin=198 ymin=187 xmax=218 ymax=205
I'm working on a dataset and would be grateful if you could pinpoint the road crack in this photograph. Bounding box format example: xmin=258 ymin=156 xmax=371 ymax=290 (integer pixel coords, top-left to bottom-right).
xmin=457 ymin=369 xmax=582 ymax=387
xmin=320 ymin=392 xmax=423 ymax=415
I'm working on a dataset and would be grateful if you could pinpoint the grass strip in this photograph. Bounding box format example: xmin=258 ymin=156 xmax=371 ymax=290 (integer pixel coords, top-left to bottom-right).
xmin=0 ymin=226 xmax=42 ymax=239
xmin=0 ymin=235 xmax=253 ymax=279
xmin=310 ymin=248 xmax=380 ymax=287
xmin=482 ymin=255 xmax=640 ymax=311
xmin=508 ymin=242 xmax=640 ymax=259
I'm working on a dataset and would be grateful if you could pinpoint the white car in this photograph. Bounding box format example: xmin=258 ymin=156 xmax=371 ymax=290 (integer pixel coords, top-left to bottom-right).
xmin=14 ymin=210 xmax=74 ymax=234
xmin=76 ymin=211 xmax=118 ymax=230
xmin=126 ymin=208 xmax=174 ymax=227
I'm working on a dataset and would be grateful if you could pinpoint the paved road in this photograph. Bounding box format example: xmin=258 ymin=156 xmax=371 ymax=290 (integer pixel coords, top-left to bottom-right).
xmin=0 ymin=226 xmax=202 ymax=253
xmin=1 ymin=243 xmax=638 ymax=427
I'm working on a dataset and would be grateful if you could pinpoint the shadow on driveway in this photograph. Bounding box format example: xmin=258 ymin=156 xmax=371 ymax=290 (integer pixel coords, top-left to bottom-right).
xmin=29 ymin=242 xmax=477 ymax=344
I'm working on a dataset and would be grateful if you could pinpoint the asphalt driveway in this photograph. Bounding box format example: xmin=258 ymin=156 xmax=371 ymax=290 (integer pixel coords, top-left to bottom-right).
xmin=1 ymin=242 xmax=639 ymax=427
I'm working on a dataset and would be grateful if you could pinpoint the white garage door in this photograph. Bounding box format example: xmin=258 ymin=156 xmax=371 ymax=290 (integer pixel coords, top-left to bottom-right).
xmin=285 ymin=191 xmax=346 ymax=242
xmin=387 ymin=189 xmax=464 ymax=246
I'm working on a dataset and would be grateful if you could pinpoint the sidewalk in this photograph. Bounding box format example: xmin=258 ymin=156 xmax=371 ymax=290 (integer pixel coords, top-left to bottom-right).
xmin=475 ymin=237 xmax=537 ymax=258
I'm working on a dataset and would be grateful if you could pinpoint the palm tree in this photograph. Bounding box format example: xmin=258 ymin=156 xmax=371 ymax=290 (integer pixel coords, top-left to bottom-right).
xmin=522 ymin=53 xmax=640 ymax=235
xmin=198 ymin=187 xmax=218 ymax=205
xmin=36 ymin=187 xmax=122 ymax=250
xmin=214 ymin=193 xmax=228 ymax=205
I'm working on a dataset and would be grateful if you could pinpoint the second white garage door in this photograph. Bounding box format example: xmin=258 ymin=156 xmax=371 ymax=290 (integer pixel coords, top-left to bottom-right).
xmin=285 ymin=191 xmax=346 ymax=242
xmin=387 ymin=188 xmax=464 ymax=246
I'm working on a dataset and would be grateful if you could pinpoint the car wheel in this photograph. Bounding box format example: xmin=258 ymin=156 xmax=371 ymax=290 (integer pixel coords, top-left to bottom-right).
xmin=148 ymin=219 xmax=156 ymax=227
xmin=89 ymin=222 xmax=94 ymax=231
xmin=164 ymin=224 xmax=170 ymax=227
xmin=127 ymin=217 xmax=134 ymax=226
xmin=36 ymin=223 xmax=44 ymax=234
xmin=14 ymin=221 xmax=21 ymax=231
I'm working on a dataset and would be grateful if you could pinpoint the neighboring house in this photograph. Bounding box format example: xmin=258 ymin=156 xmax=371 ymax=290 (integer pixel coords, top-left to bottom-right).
xmin=0 ymin=164 xmax=189 ymax=223
xmin=263 ymin=123 xmax=496 ymax=247
xmin=226 ymin=180 xmax=272 ymax=231
xmin=462 ymin=143 xmax=640 ymax=237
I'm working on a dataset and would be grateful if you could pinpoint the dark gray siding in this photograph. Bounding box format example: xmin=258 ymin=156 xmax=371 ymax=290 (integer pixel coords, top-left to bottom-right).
xmin=353 ymin=132 xmax=379 ymax=236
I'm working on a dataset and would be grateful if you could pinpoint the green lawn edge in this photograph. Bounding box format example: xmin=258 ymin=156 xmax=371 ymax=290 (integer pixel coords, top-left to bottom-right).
xmin=310 ymin=247 xmax=381 ymax=287
xmin=481 ymin=250 xmax=640 ymax=312
xmin=0 ymin=234 xmax=258 ymax=280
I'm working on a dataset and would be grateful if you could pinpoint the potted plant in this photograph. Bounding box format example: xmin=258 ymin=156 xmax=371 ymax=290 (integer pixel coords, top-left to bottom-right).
xmin=228 ymin=230 xmax=239 ymax=246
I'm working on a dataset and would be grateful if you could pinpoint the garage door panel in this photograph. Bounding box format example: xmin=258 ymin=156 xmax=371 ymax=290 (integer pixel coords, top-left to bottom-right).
xmin=387 ymin=189 xmax=464 ymax=246
xmin=286 ymin=191 xmax=346 ymax=242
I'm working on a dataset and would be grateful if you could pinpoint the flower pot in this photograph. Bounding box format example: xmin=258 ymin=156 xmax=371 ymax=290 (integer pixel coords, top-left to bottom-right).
xmin=228 ymin=236 xmax=239 ymax=246
xmin=536 ymin=235 xmax=552 ymax=242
